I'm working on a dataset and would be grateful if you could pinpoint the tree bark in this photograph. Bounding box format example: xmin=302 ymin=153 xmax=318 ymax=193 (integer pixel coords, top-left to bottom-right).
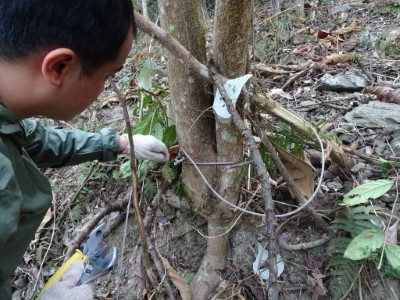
xmin=158 ymin=1 xmax=254 ymax=298
xmin=157 ymin=1 xmax=216 ymax=210
xmin=189 ymin=1 xmax=253 ymax=299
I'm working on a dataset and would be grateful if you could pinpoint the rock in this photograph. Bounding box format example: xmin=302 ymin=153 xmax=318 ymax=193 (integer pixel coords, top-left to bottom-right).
xmin=338 ymin=133 xmax=357 ymax=144
xmin=351 ymin=162 xmax=366 ymax=173
xmin=328 ymin=3 xmax=352 ymax=15
xmin=326 ymin=181 xmax=343 ymax=192
xmin=391 ymin=136 xmax=400 ymax=156
xmin=328 ymin=2 xmax=364 ymax=15
xmin=345 ymin=101 xmax=400 ymax=128
xmin=317 ymin=72 xmax=369 ymax=92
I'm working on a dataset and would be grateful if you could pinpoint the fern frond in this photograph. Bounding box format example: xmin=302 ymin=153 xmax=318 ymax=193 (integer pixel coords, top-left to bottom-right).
xmin=352 ymin=205 xmax=382 ymax=214
xmin=328 ymin=237 xmax=352 ymax=254
xmin=143 ymin=179 xmax=157 ymax=197
xmin=353 ymin=213 xmax=384 ymax=223
xmin=70 ymin=205 xmax=83 ymax=223
xmin=331 ymin=219 xmax=359 ymax=235
xmin=328 ymin=205 xmax=380 ymax=299
xmin=353 ymin=220 xmax=381 ymax=232
xmin=329 ymin=256 xmax=361 ymax=300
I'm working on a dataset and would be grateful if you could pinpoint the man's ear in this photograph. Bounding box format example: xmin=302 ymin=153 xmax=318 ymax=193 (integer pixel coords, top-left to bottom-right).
xmin=41 ymin=48 xmax=79 ymax=87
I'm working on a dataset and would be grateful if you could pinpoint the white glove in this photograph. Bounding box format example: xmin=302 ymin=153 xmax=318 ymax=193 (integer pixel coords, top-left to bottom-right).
xmin=121 ymin=134 xmax=169 ymax=162
xmin=40 ymin=261 xmax=94 ymax=300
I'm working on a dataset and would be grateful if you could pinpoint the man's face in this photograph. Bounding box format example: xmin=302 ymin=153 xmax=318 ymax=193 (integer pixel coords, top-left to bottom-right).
xmin=54 ymin=31 xmax=133 ymax=120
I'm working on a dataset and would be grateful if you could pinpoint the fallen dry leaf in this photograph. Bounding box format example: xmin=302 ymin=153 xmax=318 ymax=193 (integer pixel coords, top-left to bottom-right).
xmin=292 ymin=44 xmax=313 ymax=55
xmin=275 ymin=146 xmax=317 ymax=198
xmin=307 ymin=272 xmax=328 ymax=300
xmin=339 ymin=38 xmax=359 ymax=52
xmin=363 ymin=86 xmax=400 ymax=104
xmin=295 ymin=27 xmax=315 ymax=35
xmin=333 ymin=19 xmax=360 ymax=35
xmin=270 ymin=88 xmax=293 ymax=100
xmin=317 ymin=30 xmax=330 ymax=39
xmin=318 ymin=35 xmax=343 ymax=48
xmin=161 ymin=257 xmax=191 ymax=300
xmin=34 ymin=208 xmax=52 ymax=242
xmin=253 ymin=64 xmax=292 ymax=77
xmin=325 ymin=53 xmax=356 ymax=65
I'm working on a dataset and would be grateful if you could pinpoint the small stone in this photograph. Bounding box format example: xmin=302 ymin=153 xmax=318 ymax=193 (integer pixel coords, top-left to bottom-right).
xmin=338 ymin=133 xmax=357 ymax=144
xmin=317 ymin=71 xmax=369 ymax=92
xmin=351 ymin=162 xmax=366 ymax=173
xmin=390 ymin=136 xmax=400 ymax=156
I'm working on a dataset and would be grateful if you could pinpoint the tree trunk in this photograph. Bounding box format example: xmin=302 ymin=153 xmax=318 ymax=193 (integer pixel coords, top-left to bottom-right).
xmin=189 ymin=1 xmax=253 ymax=299
xmin=157 ymin=1 xmax=216 ymax=211
xmin=159 ymin=0 xmax=252 ymax=299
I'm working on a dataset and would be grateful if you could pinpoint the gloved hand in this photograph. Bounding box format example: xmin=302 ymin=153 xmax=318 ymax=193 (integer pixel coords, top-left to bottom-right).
xmin=120 ymin=134 xmax=169 ymax=162
xmin=40 ymin=261 xmax=94 ymax=300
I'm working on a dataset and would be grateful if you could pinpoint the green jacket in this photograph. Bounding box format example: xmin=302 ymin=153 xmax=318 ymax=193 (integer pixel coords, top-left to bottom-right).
xmin=0 ymin=102 xmax=120 ymax=298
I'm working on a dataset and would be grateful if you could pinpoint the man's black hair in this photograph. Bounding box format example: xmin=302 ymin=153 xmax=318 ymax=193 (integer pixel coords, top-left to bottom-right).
xmin=0 ymin=0 xmax=135 ymax=76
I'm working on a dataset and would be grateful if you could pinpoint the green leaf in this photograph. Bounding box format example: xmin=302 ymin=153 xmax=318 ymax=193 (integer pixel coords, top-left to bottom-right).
xmin=379 ymin=158 xmax=400 ymax=176
xmin=133 ymin=110 xmax=155 ymax=135
xmin=342 ymin=179 xmax=394 ymax=206
xmin=137 ymin=160 xmax=150 ymax=179
xmin=167 ymin=24 xmax=175 ymax=33
xmin=143 ymin=179 xmax=157 ymax=197
xmin=136 ymin=61 xmax=152 ymax=90
xmin=386 ymin=245 xmax=400 ymax=270
xmin=153 ymin=122 xmax=164 ymax=141
xmin=162 ymin=164 xmax=174 ymax=184
xmin=344 ymin=229 xmax=384 ymax=260
xmin=163 ymin=125 xmax=176 ymax=148
xmin=112 ymin=170 xmax=122 ymax=180
xmin=70 ymin=205 xmax=83 ymax=223
xmin=119 ymin=159 xmax=132 ymax=178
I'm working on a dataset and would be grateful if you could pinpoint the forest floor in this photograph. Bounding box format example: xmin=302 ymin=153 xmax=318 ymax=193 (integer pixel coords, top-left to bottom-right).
xmin=11 ymin=1 xmax=400 ymax=299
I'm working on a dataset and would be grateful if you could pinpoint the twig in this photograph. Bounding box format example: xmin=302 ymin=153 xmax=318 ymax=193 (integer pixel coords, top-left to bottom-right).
xmin=115 ymin=188 xmax=133 ymax=300
xmin=282 ymin=65 xmax=313 ymax=91
xmin=256 ymin=5 xmax=302 ymax=28
xmin=65 ymin=195 xmax=130 ymax=260
xmin=356 ymin=57 xmax=374 ymax=84
xmin=141 ymin=187 xmax=176 ymax=299
xmin=134 ymin=12 xmax=211 ymax=83
xmin=209 ymin=65 xmax=279 ymax=297
xmin=277 ymin=234 xmax=331 ymax=251
xmin=147 ymin=236 xmax=176 ymax=300
xmin=252 ymin=122 xmax=330 ymax=232
xmin=252 ymin=93 xmax=355 ymax=170
xmin=33 ymin=201 xmax=57 ymax=295
xmin=57 ymin=161 xmax=100 ymax=225
xmin=108 ymin=79 xmax=159 ymax=290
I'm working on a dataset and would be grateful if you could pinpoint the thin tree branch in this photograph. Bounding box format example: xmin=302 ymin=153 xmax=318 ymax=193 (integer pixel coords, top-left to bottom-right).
xmin=134 ymin=12 xmax=211 ymax=83
xmin=209 ymin=65 xmax=279 ymax=297
xmin=109 ymin=79 xmax=159 ymax=291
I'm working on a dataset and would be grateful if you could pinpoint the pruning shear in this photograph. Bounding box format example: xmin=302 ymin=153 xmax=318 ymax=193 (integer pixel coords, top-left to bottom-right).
xmin=77 ymin=222 xmax=117 ymax=284
xmin=38 ymin=223 xmax=117 ymax=297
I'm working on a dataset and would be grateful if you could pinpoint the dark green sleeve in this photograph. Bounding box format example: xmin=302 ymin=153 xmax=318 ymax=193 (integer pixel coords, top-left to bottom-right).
xmin=21 ymin=119 xmax=120 ymax=168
